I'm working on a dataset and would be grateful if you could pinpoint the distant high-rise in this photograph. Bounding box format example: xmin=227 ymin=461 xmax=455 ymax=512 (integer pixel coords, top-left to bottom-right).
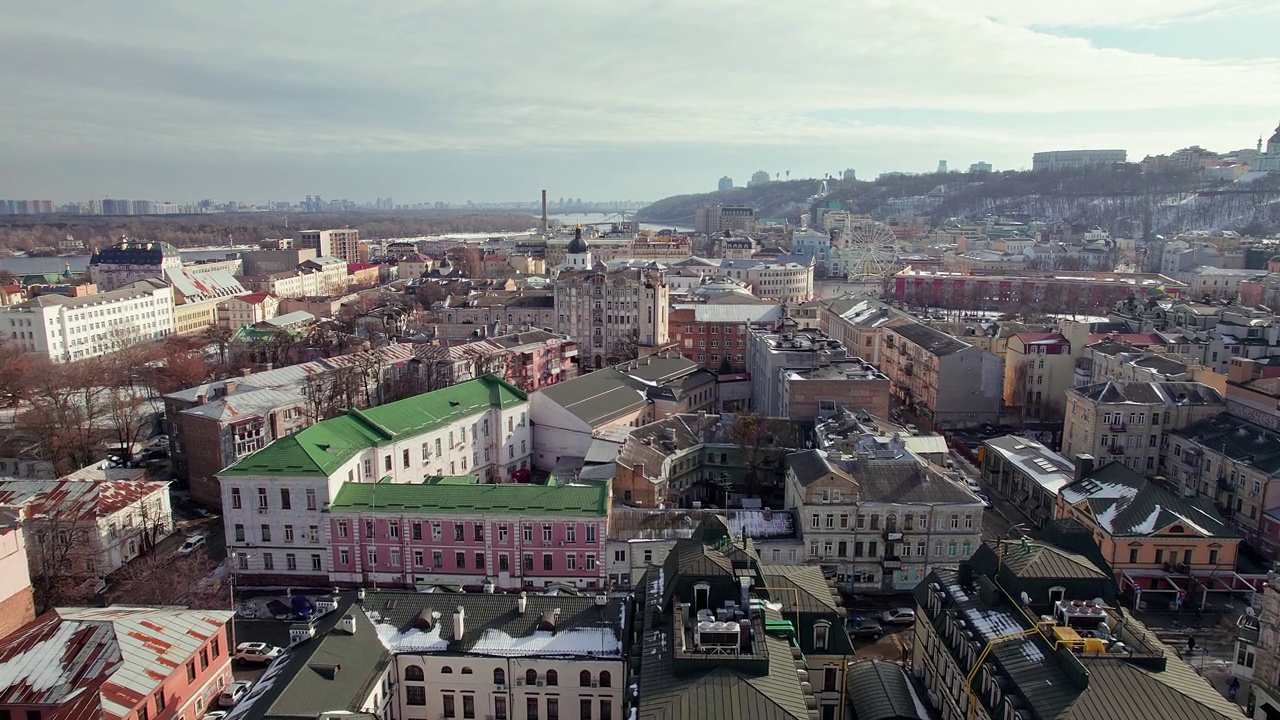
xmin=969 ymin=161 xmax=993 ymax=173
xmin=717 ymin=176 xmax=733 ymax=192
xmin=842 ymin=169 xmax=857 ymax=181
xmin=937 ymin=160 xmax=948 ymax=173
xmin=299 ymin=229 xmax=361 ymax=264
xmin=747 ymin=170 xmax=771 ymax=187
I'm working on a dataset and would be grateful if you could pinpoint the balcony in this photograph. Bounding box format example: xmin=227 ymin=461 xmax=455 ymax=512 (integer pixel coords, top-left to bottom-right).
xmin=1217 ymin=477 xmax=1233 ymax=493
xmin=884 ymin=530 xmax=903 ymax=542
xmin=881 ymin=556 xmax=902 ymax=569
xmin=1110 ymin=422 xmax=1127 ymax=432
xmin=1108 ymin=445 xmax=1124 ymax=455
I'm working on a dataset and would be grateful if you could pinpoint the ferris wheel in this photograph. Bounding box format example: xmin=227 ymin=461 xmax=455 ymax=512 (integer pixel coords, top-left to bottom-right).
xmin=842 ymin=223 xmax=902 ymax=279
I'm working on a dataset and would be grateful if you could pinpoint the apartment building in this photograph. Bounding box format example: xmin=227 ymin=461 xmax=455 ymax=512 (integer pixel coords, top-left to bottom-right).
xmin=1002 ymin=332 xmax=1072 ymax=418
xmin=424 ymin=329 xmax=580 ymax=392
xmin=0 ymin=475 xmax=174 ymax=586
xmin=980 ymin=435 xmax=1074 ymax=527
xmin=694 ymin=203 xmax=756 ymax=234
xmin=718 ymin=257 xmax=814 ymax=303
xmin=880 ymin=321 xmax=1004 ymax=428
xmin=217 ymin=290 xmax=281 ymax=328
xmin=553 ymin=263 xmax=670 ymax=371
xmin=87 ymin=238 xmax=184 ymax=290
xmin=529 ymin=354 xmax=715 ymax=472
xmin=634 ymin=515 xmax=852 ymax=720
xmin=300 ymin=228 xmax=362 ymax=264
xmin=0 ymin=606 xmax=234 ymax=720
xmin=374 ymin=591 xmax=627 ymax=720
xmin=217 ymin=375 xmax=532 ymax=585
xmin=1061 ymin=381 xmax=1225 ymax=476
xmin=1031 ymin=148 xmax=1127 ymax=170
xmin=612 ymin=413 xmax=801 ymax=508
xmin=166 ymin=343 xmax=437 ymax=506
xmin=894 ymin=268 xmax=1184 ymax=311
xmin=785 ymin=449 xmax=983 ymax=591
xmin=326 ymin=480 xmax=610 ymax=589
xmin=0 ymin=278 xmax=175 ymax=362
xmin=0 ymin=516 xmax=35 ymax=639
xmin=818 ymin=297 xmax=914 ymax=367
xmin=1056 ymin=459 xmax=1238 ymax=592
xmin=1240 ymin=577 xmax=1280 ymax=718
xmin=669 ymin=302 xmax=784 ymax=372
xmin=748 ymin=327 xmax=891 ymax=420
xmin=911 ymin=539 xmax=1242 ymax=720
xmin=435 ymin=290 xmax=558 ymax=333
xmin=1168 ymin=414 xmax=1280 ymax=559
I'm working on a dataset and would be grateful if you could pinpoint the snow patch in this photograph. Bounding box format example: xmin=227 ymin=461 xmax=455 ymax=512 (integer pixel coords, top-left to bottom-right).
xmin=374 ymin=622 xmax=449 ymax=653
xmin=467 ymin=628 xmax=622 ymax=658
xmin=0 ymin=620 xmax=79 ymax=694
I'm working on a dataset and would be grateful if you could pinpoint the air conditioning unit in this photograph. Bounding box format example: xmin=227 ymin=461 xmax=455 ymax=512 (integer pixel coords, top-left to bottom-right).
xmin=515 ymin=679 xmax=524 ymax=687
xmin=536 ymin=680 xmax=545 ymax=687
xmin=495 ymin=684 xmax=505 ymax=691
xmin=591 ymin=681 xmax=599 ymax=688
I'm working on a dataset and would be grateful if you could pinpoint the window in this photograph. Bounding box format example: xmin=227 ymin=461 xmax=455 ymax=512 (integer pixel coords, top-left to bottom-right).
xmin=526 ymin=669 xmax=537 ymax=685
xmin=390 ymin=548 xmax=401 ymax=566
xmin=586 ymin=554 xmax=596 ymax=570
xmin=474 ymin=523 xmax=485 ymax=541
xmin=1155 ymin=549 xmax=1164 ymax=563
xmin=527 ymin=698 xmax=539 ymax=720
xmin=580 ymin=670 xmax=592 ymax=687
xmin=260 ymin=524 xmax=271 ymax=542
xmin=524 ymin=525 xmax=533 ymax=542
xmin=280 ymin=488 xmax=291 ymax=509
xmin=524 ymin=554 xmax=533 ymax=571
xmin=1129 ymin=548 xmax=1140 ymax=564
xmin=340 ymin=548 xmax=350 ymax=565
xmin=547 ymin=698 xmax=559 ymax=720
xmin=586 ymin=524 xmax=596 ymax=543
xmin=546 ymin=669 xmax=558 ymax=686
xmin=442 ymin=666 xmax=454 ymax=674
xmin=1210 ymin=549 xmax=1220 ymax=564
xmin=544 ymin=554 xmax=553 ymax=571
xmin=414 ymin=549 xmax=424 ymax=567
xmin=284 ymin=525 xmax=294 ymax=543
xmin=567 ymin=555 xmax=577 ymax=571
xmin=455 ymin=524 xmax=465 ymax=541
xmin=186 ymin=660 xmax=196 ymax=682
xmin=599 ymin=701 xmax=611 ymax=720
xmin=230 ymin=487 xmax=241 ymax=509
xmin=814 ymin=622 xmax=830 ymax=651
xmin=405 ymin=665 xmax=425 ymax=681
xmin=384 ymin=455 xmax=392 ymax=471
xmin=406 ymin=686 xmax=426 ymax=706
xmin=495 ymin=697 xmax=508 ymax=720
xmin=412 ymin=521 xmax=422 ymax=540
xmin=433 ymin=551 xmax=443 ymax=568
xmin=599 ymin=670 xmax=611 ymax=688
xmin=581 ymin=699 xmax=593 ymax=720
xmin=286 ymin=553 xmax=297 ymax=570
xmin=211 ymin=636 xmax=220 ymax=658
xmin=337 ymin=520 xmax=348 ymax=539
xmin=500 ymin=554 xmax=510 ymax=572
xmin=463 ymin=695 xmax=475 ymax=720
xmin=456 ymin=552 xmax=466 ymax=569
xmin=543 ymin=524 xmax=552 ymax=543
xmin=443 ymin=694 xmax=456 ymax=719
xmin=234 ymin=524 xmax=245 ymax=542
xmin=364 ymin=519 xmax=374 ymax=539
xmin=367 ymin=547 xmax=377 ymax=566
xmin=495 ymin=668 xmax=506 ymax=685
xmin=257 ymin=487 xmax=268 ymax=509
xmin=154 ymin=689 xmax=166 ymax=713
xmin=475 ymin=552 xmax=485 ymax=569
xmin=566 ymin=525 xmax=577 ymax=543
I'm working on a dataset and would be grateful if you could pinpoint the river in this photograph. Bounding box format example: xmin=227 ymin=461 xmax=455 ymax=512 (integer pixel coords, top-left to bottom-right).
xmin=548 ymin=212 xmax=691 ymax=233
xmin=0 ymin=249 xmax=243 ymax=275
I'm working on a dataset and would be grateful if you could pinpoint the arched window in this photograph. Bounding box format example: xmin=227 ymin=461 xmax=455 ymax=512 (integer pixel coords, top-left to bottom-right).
xmin=599 ymin=671 xmax=612 ymax=688
xmin=546 ymin=669 xmax=558 ymax=686
xmin=579 ymin=670 xmax=592 ymax=687
xmin=441 ymin=666 xmax=453 ymax=674
xmin=494 ymin=668 xmax=506 ymax=686
xmin=525 ymin=669 xmax=537 ymax=685
xmin=814 ymin=621 xmax=831 ymax=651
xmin=404 ymin=666 xmax=424 ymax=682
xmin=461 ymin=667 xmax=473 ymax=675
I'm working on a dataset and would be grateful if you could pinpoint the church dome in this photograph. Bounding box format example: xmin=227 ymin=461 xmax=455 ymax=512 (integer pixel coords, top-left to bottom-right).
xmin=567 ymin=226 xmax=589 ymax=254
xmin=1270 ymin=122 xmax=1280 ymax=146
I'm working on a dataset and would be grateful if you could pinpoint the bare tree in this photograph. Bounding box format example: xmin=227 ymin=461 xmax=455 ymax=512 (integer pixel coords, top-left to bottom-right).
xmin=22 ymin=359 xmax=111 ymax=474
xmin=203 ymin=324 xmax=234 ymax=365
xmin=606 ymin=329 xmax=640 ymax=364
xmin=27 ymin=500 xmax=99 ymax=612
xmin=301 ymin=366 xmax=363 ymax=423
xmin=452 ymin=246 xmax=483 ymax=278
xmin=728 ymin=413 xmax=804 ymax=501
xmin=104 ymin=384 xmax=154 ymax=465
xmin=112 ymin=551 xmax=217 ymax=607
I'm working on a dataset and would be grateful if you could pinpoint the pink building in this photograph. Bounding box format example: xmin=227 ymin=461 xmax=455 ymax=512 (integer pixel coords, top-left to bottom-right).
xmin=326 ymin=481 xmax=610 ymax=590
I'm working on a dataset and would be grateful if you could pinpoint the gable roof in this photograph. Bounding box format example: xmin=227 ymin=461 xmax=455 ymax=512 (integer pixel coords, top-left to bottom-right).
xmin=1059 ymin=462 xmax=1235 ymax=538
xmin=327 ymin=482 xmax=609 ymax=517
xmin=0 ymin=479 xmax=169 ymax=521
xmin=845 ymin=660 xmax=930 ymax=720
xmin=221 ymin=375 xmax=527 ymax=477
xmin=1071 ymin=381 xmax=1223 ymax=406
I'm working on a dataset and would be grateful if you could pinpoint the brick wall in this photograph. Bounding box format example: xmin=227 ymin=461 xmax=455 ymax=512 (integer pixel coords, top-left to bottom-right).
xmin=182 ymin=415 xmax=230 ymax=507
xmin=787 ymin=378 xmax=891 ymax=421
xmin=0 ymin=588 xmax=35 ymax=640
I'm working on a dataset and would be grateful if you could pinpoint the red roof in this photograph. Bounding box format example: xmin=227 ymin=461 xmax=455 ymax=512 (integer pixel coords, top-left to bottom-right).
xmin=234 ymin=291 xmax=273 ymax=304
xmin=0 ymin=479 xmax=169 ymax=522
xmin=347 ymin=262 xmax=378 ymax=272
xmin=1013 ymin=332 xmax=1069 ymax=344
xmin=1087 ymin=332 xmax=1164 ymax=347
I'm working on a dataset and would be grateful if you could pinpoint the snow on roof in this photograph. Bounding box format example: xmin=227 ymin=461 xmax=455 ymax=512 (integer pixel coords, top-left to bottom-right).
xmin=466 ymin=628 xmax=622 ymax=658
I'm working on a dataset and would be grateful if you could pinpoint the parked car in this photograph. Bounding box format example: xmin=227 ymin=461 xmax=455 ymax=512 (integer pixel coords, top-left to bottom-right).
xmin=848 ymin=616 xmax=885 ymax=639
xmin=904 ymin=423 xmax=920 ymax=436
xmin=204 ymin=713 xmax=227 ymax=720
xmin=880 ymin=608 xmax=917 ymax=625
xmin=977 ymin=492 xmax=994 ymax=509
xmin=234 ymin=641 xmax=283 ymax=663
xmin=218 ymin=680 xmax=253 ymax=708
xmin=177 ymin=535 xmax=206 ymax=556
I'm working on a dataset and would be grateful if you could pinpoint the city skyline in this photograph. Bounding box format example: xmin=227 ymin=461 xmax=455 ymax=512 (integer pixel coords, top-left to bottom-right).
xmin=2 ymin=1 xmax=1279 ymax=203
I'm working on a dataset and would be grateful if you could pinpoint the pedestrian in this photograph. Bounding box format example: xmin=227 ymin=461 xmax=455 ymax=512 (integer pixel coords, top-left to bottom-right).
xmin=1229 ymin=678 xmax=1240 ymax=701
xmin=1187 ymin=635 xmax=1196 ymax=653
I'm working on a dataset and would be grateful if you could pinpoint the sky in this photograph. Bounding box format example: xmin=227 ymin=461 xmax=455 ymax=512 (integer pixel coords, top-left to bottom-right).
xmin=2 ymin=0 xmax=1279 ymax=205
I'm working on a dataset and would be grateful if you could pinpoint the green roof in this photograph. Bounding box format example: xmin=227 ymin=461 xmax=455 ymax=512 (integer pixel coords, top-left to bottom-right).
xmin=221 ymin=375 xmax=527 ymax=477
xmin=327 ymin=481 xmax=610 ymax=517
xmin=425 ymin=475 xmax=479 ymax=485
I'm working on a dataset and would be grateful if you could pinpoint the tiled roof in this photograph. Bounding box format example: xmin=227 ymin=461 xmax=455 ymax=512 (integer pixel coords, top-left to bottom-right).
xmin=1070 ymin=381 xmax=1223 ymax=406
xmin=0 ymin=606 xmax=231 ymax=719
xmin=327 ymin=481 xmax=609 ymax=517
xmin=1173 ymin=414 xmax=1280 ymax=475
xmin=221 ymin=375 xmax=527 ymax=477
xmin=887 ymin=322 xmax=970 ymax=356
xmin=841 ymin=459 xmax=977 ymax=505
xmin=1059 ymin=462 xmax=1235 ymax=538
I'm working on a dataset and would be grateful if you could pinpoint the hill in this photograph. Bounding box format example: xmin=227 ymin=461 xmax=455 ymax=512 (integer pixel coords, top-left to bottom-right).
xmin=638 ymin=166 xmax=1280 ymax=236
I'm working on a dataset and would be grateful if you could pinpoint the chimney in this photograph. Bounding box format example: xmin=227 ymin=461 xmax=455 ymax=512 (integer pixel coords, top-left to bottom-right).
xmin=482 ymin=578 xmax=495 ymax=594
xmin=1074 ymin=454 xmax=1095 ymax=483
xmin=225 ymin=379 xmax=238 ymax=396
xmin=241 ymin=367 xmax=253 ymax=377
xmin=453 ymin=606 xmax=466 ymax=639
xmin=541 ymin=190 xmax=548 ymax=233
xmin=517 ymin=591 xmax=528 ymax=616
xmin=339 ymin=614 xmax=357 ymax=634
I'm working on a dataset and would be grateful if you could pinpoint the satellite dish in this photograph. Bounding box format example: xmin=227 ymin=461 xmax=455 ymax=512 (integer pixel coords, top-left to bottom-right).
xmin=1020 ymin=592 xmax=1031 ymax=606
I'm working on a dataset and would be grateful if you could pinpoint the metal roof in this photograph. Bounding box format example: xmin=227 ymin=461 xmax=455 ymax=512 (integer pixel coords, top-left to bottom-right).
xmin=327 ymin=482 xmax=609 ymax=517
xmin=845 ymin=660 xmax=930 ymax=720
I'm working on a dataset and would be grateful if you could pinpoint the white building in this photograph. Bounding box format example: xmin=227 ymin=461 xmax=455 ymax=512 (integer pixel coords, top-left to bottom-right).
xmin=217 ymin=376 xmax=532 ymax=584
xmin=0 ymin=473 xmax=173 ymax=584
xmin=242 ymin=256 xmax=348 ymax=299
xmin=87 ymin=240 xmax=184 ymax=291
xmin=0 ymin=279 xmax=175 ymax=362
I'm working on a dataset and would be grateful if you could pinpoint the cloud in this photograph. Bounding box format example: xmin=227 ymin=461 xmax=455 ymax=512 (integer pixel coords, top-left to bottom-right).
xmin=0 ymin=0 xmax=1278 ymax=199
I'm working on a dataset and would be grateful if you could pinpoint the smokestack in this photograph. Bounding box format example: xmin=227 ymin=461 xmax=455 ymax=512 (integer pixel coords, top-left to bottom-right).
xmin=541 ymin=190 xmax=548 ymax=234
